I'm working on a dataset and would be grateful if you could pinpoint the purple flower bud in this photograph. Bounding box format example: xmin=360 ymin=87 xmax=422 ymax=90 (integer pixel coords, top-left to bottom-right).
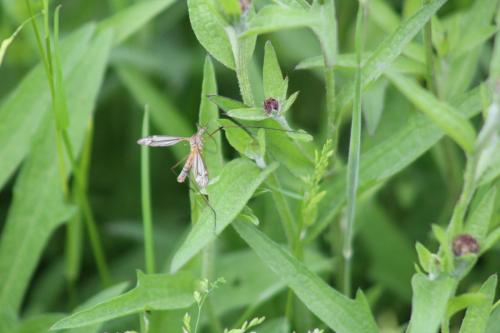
xmin=452 ymin=234 xmax=479 ymax=257
xmin=240 ymin=0 xmax=251 ymax=13
xmin=263 ymin=97 xmax=279 ymax=115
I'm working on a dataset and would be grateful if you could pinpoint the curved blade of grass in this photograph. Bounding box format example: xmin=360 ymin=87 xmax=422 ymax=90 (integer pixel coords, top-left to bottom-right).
xmin=97 ymin=0 xmax=176 ymax=46
xmin=385 ymin=70 xmax=476 ymax=153
xmin=51 ymin=272 xmax=194 ymax=330
xmin=0 ymin=30 xmax=113 ymax=314
xmin=336 ymin=0 xmax=446 ymax=113
xmin=459 ymin=275 xmax=498 ymax=333
xmin=0 ymin=24 xmax=94 ymax=190
xmin=407 ymin=274 xmax=457 ymax=333
xmin=232 ymin=220 xmax=378 ymax=333
xmin=170 ymin=159 xmax=278 ymax=272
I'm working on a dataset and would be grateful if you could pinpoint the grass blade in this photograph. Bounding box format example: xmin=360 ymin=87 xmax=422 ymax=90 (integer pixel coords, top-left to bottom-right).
xmin=0 ymin=30 xmax=113 ymax=314
xmin=140 ymin=107 xmax=155 ymax=274
xmin=233 ymin=220 xmax=379 ymax=333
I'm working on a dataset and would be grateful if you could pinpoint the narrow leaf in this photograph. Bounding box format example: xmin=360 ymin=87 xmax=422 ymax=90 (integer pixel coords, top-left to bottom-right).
xmin=233 ymin=220 xmax=378 ymax=333
xmin=263 ymin=41 xmax=284 ymax=99
xmin=385 ymin=70 xmax=476 ymax=153
xmin=226 ymin=107 xmax=268 ymax=120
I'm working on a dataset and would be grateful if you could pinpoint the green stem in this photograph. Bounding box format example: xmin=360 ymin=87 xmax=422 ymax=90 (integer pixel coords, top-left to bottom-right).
xmin=342 ymin=1 xmax=365 ymax=297
xmin=422 ymin=0 xmax=437 ymax=96
xmin=141 ymin=108 xmax=156 ymax=274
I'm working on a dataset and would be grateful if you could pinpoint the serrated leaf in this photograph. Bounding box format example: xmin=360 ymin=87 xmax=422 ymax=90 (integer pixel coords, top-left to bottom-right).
xmin=51 ymin=272 xmax=194 ymax=329
xmin=407 ymin=273 xmax=456 ymax=333
xmin=0 ymin=30 xmax=113 ymax=314
xmin=263 ymin=41 xmax=284 ymax=99
xmin=385 ymin=70 xmax=476 ymax=153
xmin=170 ymin=159 xmax=278 ymax=272
xmin=460 ymin=275 xmax=498 ymax=333
xmin=233 ymin=220 xmax=379 ymax=333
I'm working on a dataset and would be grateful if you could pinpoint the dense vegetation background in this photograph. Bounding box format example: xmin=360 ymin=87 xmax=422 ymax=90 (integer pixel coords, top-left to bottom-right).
xmin=0 ymin=0 xmax=499 ymax=332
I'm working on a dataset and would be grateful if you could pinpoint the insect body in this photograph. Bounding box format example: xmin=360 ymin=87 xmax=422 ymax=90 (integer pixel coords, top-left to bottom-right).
xmin=137 ymin=127 xmax=209 ymax=189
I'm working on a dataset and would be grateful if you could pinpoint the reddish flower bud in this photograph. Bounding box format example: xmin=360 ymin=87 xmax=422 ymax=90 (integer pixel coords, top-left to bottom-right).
xmin=263 ymin=97 xmax=279 ymax=115
xmin=240 ymin=0 xmax=251 ymax=13
xmin=452 ymin=234 xmax=479 ymax=257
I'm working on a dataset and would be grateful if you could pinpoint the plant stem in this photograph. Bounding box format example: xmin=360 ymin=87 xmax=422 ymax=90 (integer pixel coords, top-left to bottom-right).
xmin=422 ymin=0 xmax=437 ymax=96
xmin=342 ymin=1 xmax=365 ymax=297
xmin=141 ymin=108 xmax=156 ymax=274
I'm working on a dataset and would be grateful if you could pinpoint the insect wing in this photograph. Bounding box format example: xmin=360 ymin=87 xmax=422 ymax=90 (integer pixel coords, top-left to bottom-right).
xmin=192 ymin=151 xmax=209 ymax=189
xmin=137 ymin=135 xmax=186 ymax=147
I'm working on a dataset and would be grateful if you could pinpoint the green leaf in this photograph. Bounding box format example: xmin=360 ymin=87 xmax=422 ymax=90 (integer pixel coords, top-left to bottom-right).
xmin=363 ymin=78 xmax=388 ymax=135
xmin=0 ymin=30 xmax=113 ymax=315
xmin=295 ymin=53 xmax=426 ymax=76
xmin=482 ymin=227 xmax=500 ymax=254
xmin=336 ymin=0 xmax=446 ymax=113
xmin=188 ymin=0 xmax=235 ymax=69
xmin=226 ymin=107 xmax=268 ymax=120
xmin=0 ymin=24 xmax=95 ymax=190
xmin=460 ymin=275 xmax=498 ymax=333
xmin=407 ymin=274 xmax=456 ymax=333
xmin=447 ymin=293 xmax=488 ymax=320
xmin=385 ymin=70 xmax=476 ymax=153
xmin=170 ymin=159 xmax=278 ymax=272
xmin=199 ymin=56 xmax=224 ymax=177
xmin=415 ymin=242 xmax=432 ymax=273
xmin=465 ymin=187 xmax=497 ymax=242
xmin=97 ymin=0 xmax=176 ymax=45
xmin=485 ymin=301 xmax=500 ymax=333
xmin=115 ymin=65 xmax=193 ymax=161
xmin=310 ymin=86 xmax=484 ymax=242
xmin=282 ymin=91 xmax=299 ymax=113
xmin=453 ymin=25 xmax=499 ymax=59
xmin=209 ymin=94 xmax=248 ymax=112
xmin=232 ymin=220 xmax=378 ymax=333
xmin=51 ymin=272 xmax=195 ymax=330
xmin=263 ymin=41 xmax=284 ymax=99
xmin=219 ymin=119 xmax=265 ymax=164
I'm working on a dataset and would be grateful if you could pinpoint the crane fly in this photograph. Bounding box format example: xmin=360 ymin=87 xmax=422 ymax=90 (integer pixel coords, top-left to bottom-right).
xmin=137 ymin=126 xmax=209 ymax=190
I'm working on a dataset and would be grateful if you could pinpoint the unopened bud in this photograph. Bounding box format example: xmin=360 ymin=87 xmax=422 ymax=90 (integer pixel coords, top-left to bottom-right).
xmin=452 ymin=234 xmax=479 ymax=257
xmin=263 ymin=97 xmax=279 ymax=115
